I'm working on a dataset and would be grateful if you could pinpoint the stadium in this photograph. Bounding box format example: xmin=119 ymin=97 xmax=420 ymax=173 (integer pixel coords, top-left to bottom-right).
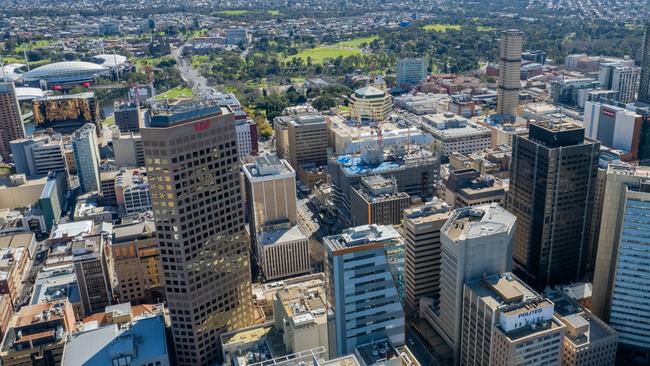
xmin=22 ymin=61 xmax=109 ymax=85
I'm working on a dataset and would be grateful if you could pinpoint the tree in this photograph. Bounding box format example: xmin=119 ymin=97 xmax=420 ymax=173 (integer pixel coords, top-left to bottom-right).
xmin=312 ymin=96 xmax=337 ymax=111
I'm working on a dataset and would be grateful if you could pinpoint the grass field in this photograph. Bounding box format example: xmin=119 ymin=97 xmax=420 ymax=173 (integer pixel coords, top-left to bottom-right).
xmin=218 ymin=10 xmax=250 ymax=15
xmin=15 ymin=40 xmax=51 ymax=51
xmin=156 ymin=86 xmax=193 ymax=100
xmin=268 ymin=10 xmax=281 ymax=16
xmin=190 ymin=55 xmax=210 ymax=68
xmin=335 ymin=36 xmax=378 ymax=48
xmin=103 ymin=115 xmax=115 ymax=125
xmin=133 ymin=56 xmax=174 ymax=67
xmin=424 ymin=24 xmax=495 ymax=32
xmin=286 ymin=47 xmax=361 ymax=64
xmin=1 ymin=56 xmax=51 ymax=67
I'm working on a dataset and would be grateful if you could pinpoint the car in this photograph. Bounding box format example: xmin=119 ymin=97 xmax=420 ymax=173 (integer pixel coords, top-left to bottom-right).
xmin=408 ymin=338 xmax=415 ymax=346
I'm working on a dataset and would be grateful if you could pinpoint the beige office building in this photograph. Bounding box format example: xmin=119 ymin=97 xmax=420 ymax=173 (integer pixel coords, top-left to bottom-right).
xmin=592 ymin=164 xmax=650 ymax=319
xmin=272 ymin=274 xmax=330 ymax=355
xmin=242 ymin=155 xmax=298 ymax=233
xmin=287 ymin=114 xmax=329 ymax=169
xmin=402 ymin=200 xmax=451 ymax=317
xmin=257 ymin=223 xmax=310 ymax=281
xmin=547 ymin=290 xmax=618 ymax=366
xmin=107 ymin=219 xmax=164 ymax=304
xmin=496 ymin=30 xmax=523 ymax=118
xmin=142 ymin=100 xmax=254 ymax=366
xmin=462 ymin=273 xmax=565 ymax=366
xmin=349 ymin=86 xmax=393 ymax=123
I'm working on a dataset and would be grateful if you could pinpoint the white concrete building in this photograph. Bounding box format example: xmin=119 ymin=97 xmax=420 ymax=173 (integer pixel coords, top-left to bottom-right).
xmin=421 ymin=113 xmax=491 ymax=157
xmin=257 ymin=224 xmax=310 ymax=281
xmin=426 ymin=204 xmax=516 ymax=364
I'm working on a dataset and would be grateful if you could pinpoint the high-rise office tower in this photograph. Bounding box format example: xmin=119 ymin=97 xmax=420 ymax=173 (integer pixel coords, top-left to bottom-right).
xmin=242 ymin=154 xmax=298 ymax=235
xmin=402 ymin=200 xmax=451 ymax=317
xmin=142 ymin=100 xmax=254 ymax=366
xmin=0 ymin=83 xmax=25 ymax=162
xmin=637 ymin=20 xmax=650 ymax=104
xmin=461 ymin=273 xmax=566 ymax=366
xmin=496 ymin=29 xmax=523 ymax=118
xmin=324 ymin=224 xmax=405 ymax=356
xmin=72 ymin=123 xmax=101 ymax=193
xmin=242 ymin=154 xmax=300 ymax=277
xmin=429 ymin=204 xmax=516 ymax=364
xmin=592 ymin=164 xmax=650 ymax=353
xmin=396 ymin=58 xmax=427 ymax=88
xmin=508 ymin=122 xmax=599 ymax=289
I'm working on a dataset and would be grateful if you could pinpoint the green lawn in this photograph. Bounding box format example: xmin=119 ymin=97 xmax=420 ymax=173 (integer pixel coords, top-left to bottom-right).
xmin=104 ymin=115 xmax=115 ymax=125
xmin=218 ymin=10 xmax=250 ymax=15
xmin=1 ymin=56 xmax=51 ymax=67
xmin=286 ymin=47 xmax=361 ymax=64
xmin=423 ymin=24 xmax=461 ymax=32
xmin=477 ymin=26 xmax=496 ymax=32
xmin=190 ymin=55 xmax=210 ymax=68
xmin=423 ymin=24 xmax=494 ymax=32
xmin=15 ymin=40 xmax=51 ymax=51
xmin=133 ymin=56 xmax=174 ymax=67
xmin=156 ymin=86 xmax=193 ymax=100
xmin=335 ymin=36 xmax=378 ymax=48
xmin=268 ymin=10 xmax=281 ymax=16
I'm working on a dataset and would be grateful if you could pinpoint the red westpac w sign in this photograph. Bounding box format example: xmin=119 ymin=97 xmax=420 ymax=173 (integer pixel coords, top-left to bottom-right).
xmin=193 ymin=119 xmax=211 ymax=132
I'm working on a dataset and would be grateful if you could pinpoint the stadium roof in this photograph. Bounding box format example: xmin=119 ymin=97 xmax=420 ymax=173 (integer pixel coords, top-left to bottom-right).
xmin=1 ymin=63 xmax=28 ymax=82
xmin=92 ymin=54 xmax=128 ymax=68
xmin=23 ymin=61 xmax=108 ymax=83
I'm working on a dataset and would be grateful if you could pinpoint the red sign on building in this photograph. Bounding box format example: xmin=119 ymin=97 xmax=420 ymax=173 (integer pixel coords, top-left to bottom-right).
xmin=193 ymin=119 xmax=211 ymax=132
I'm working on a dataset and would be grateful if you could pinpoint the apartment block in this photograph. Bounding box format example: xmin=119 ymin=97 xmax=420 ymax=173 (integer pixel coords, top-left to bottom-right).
xmin=496 ymin=30 xmax=523 ymax=118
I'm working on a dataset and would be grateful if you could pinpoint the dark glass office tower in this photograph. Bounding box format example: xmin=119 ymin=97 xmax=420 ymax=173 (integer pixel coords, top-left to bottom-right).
xmin=508 ymin=122 xmax=600 ymax=289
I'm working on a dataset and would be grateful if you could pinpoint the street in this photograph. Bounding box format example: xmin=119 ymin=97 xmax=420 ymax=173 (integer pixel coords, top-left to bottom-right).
xmin=171 ymin=45 xmax=215 ymax=97
xmin=406 ymin=324 xmax=444 ymax=366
